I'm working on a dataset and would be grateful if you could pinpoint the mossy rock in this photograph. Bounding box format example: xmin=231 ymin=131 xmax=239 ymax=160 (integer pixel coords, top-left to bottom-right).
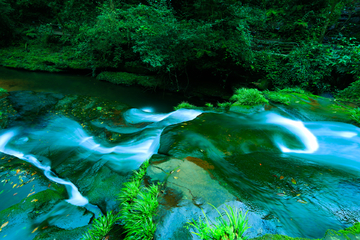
xmin=229 ymin=102 xmax=265 ymax=114
xmin=96 ymin=71 xmax=162 ymax=88
xmin=34 ymin=225 xmax=90 ymax=240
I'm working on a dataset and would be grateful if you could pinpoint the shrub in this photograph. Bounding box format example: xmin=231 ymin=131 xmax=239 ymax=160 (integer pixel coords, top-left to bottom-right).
xmin=230 ymin=88 xmax=268 ymax=105
xmin=187 ymin=204 xmax=250 ymax=240
xmin=337 ymin=78 xmax=360 ymax=100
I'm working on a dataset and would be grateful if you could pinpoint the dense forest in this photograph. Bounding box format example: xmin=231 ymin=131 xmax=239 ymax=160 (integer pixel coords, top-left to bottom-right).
xmin=0 ymin=0 xmax=359 ymax=98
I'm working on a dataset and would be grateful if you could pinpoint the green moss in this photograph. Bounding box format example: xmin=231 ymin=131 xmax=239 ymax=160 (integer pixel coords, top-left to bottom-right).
xmin=339 ymin=222 xmax=360 ymax=234
xmin=0 ymin=45 xmax=89 ymax=72
xmin=278 ymin=87 xmax=306 ymax=94
xmin=96 ymin=71 xmax=161 ymax=88
xmin=34 ymin=225 xmax=89 ymax=240
xmin=0 ymin=188 xmax=66 ymax=223
xmin=264 ymin=91 xmax=291 ymax=105
xmin=230 ymin=88 xmax=268 ymax=106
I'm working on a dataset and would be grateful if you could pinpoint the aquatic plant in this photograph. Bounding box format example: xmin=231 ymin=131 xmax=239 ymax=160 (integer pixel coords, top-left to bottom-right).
xmin=118 ymin=159 xmax=160 ymax=240
xmin=81 ymin=211 xmax=120 ymax=240
xmin=187 ymin=204 xmax=250 ymax=240
xmin=230 ymin=88 xmax=268 ymax=106
xmin=174 ymin=101 xmax=198 ymax=110
xmin=264 ymin=91 xmax=290 ymax=105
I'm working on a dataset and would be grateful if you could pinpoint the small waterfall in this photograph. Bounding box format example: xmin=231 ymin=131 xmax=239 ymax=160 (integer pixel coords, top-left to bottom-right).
xmin=0 ymin=129 xmax=89 ymax=206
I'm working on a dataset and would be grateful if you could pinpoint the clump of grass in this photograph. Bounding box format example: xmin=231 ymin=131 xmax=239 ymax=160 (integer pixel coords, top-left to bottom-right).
xmin=205 ymin=103 xmax=214 ymax=108
xmin=82 ymin=211 xmax=120 ymax=240
xmin=339 ymin=222 xmax=360 ymax=234
xmin=174 ymin=101 xmax=198 ymax=110
xmin=118 ymin=160 xmax=160 ymax=240
xmin=217 ymin=102 xmax=232 ymax=109
xmin=264 ymin=91 xmax=290 ymax=105
xmin=350 ymin=108 xmax=360 ymax=124
xmin=230 ymin=88 xmax=268 ymax=106
xmin=187 ymin=204 xmax=250 ymax=240
xmin=278 ymin=87 xmax=306 ymax=94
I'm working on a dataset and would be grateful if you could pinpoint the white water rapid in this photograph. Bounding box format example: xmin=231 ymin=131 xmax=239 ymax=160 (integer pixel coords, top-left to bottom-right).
xmin=0 ymin=108 xmax=202 ymax=207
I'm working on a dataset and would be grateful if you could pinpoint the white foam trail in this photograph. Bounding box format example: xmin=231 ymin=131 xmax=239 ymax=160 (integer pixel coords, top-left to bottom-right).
xmin=336 ymin=131 xmax=357 ymax=138
xmin=0 ymin=129 xmax=89 ymax=206
xmin=0 ymin=108 xmax=202 ymax=205
xmin=124 ymin=108 xmax=202 ymax=125
xmin=265 ymin=113 xmax=319 ymax=153
xmin=124 ymin=108 xmax=171 ymax=124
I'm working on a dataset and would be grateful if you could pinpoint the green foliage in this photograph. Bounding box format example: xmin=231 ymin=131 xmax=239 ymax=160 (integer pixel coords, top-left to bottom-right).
xmin=205 ymin=103 xmax=214 ymax=108
xmin=0 ymin=45 xmax=88 ymax=71
xmin=264 ymin=91 xmax=290 ymax=105
xmin=278 ymin=87 xmax=306 ymax=94
xmin=339 ymin=222 xmax=360 ymax=234
xmin=337 ymin=78 xmax=360 ymax=100
xmin=256 ymin=40 xmax=360 ymax=94
xmin=349 ymin=108 xmax=360 ymax=124
xmin=118 ymin=159 xmax=159 ymax=240
xmin=82 ymin=211 xmax=120 ymax=240
xmin=217 ymin=102 xmax=232 ymax=109
xmin=230 ymin=88 xmax=269 ymax=105
xmin=0 ymin=0 xmax=14 ymax=46
xmin=174 ymin=101 xmax=198 ymax=110
xmin=0 ymin=88 xmax=8 ymax=93
xmin=187 ymin=204 xmax=250 ymax=240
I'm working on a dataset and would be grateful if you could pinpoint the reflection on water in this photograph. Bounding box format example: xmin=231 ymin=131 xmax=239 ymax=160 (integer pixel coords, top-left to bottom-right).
xmin=0 ymin=67 xmax=199 ymax=112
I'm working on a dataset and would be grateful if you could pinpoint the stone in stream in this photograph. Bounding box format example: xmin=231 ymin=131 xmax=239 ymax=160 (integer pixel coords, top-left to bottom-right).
xmin=146 ymin=154 xmax=284 ymax=239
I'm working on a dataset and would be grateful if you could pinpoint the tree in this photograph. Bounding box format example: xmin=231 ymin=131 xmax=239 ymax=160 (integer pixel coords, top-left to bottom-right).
xmin=0 ymin=0 xmax=14 ymax=46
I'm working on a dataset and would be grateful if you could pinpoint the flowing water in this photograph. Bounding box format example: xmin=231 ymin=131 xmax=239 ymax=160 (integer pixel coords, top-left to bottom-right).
xmin=0 ymin=68 xmax=359 ymax=239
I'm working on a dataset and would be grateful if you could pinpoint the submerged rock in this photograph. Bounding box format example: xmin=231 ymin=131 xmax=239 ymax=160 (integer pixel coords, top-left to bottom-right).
xmin=152 ymin=111 xmax=360 ymax=239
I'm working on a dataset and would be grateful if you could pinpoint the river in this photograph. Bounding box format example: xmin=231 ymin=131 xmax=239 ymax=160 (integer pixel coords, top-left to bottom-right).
xmin=0 ymin=68 xmax=359 ymax=239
